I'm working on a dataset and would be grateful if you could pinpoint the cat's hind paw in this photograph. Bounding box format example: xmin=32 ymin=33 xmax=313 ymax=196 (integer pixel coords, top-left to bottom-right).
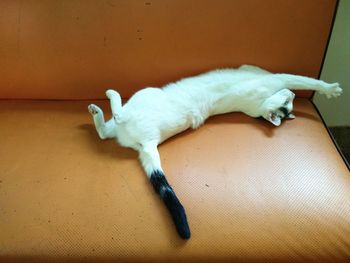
xmin=321 ymin=83 xmax=343 ymax=99
xmin=106 ymin=89 xmax=118 ymax=99
xmin=88 ymin=104 xmax=101 ymax=115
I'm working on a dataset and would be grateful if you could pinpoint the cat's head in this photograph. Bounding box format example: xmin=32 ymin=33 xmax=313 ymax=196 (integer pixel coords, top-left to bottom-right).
xmin=263 ymin=90 xmax=296 ymax=126
xmin=266 ymin=106 xmax=295 ymax=126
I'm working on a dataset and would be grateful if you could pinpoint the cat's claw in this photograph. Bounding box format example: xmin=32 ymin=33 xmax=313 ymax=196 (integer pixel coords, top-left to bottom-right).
xmin=320 ymin=83 xmax=343 ymax=99
xmin=88 ymin=104 xmax=101 ymax=115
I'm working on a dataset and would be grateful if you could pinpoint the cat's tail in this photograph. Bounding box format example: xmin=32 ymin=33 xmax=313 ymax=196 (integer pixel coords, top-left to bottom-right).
xmin=149 ymin=170 xmax=191 ymax=239
xmin=140 ymin=143 xmax=191 ymax=239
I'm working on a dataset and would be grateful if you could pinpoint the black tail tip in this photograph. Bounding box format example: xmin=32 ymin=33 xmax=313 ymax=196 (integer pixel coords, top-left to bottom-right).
xmin=179 ymin=227 xmax=191 ymax=240
xmin=150 ymin=170 xmax=191 ymax=240
xmin=165 ymin=192 xmax=191 ymax=240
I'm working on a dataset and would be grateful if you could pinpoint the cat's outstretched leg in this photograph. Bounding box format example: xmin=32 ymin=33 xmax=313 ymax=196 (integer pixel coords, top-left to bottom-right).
xmin=88 ymin=104 xmax=116 ymax=140
xmin=239 ymin=64 xmax=271 ymax=75
xmin=274 ymin=74 xmax=342 ymax=98
xmin=139 ymin=141 xmax=191 ymax=239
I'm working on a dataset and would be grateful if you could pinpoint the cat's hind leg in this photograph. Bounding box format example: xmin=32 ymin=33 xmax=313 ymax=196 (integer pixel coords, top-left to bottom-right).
xmin=139 ymin=141 xmax=190 ymax=239
xmin=106 ymin=89 xmax=122 ymax=121
xmin=88 ymin=104 xmax=116 ymax=140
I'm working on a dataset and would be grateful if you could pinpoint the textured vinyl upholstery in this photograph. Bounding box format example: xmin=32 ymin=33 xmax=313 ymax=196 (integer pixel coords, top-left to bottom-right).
xmin=0 ymin=0 xmax=336 ymax=99
xmin=1 ymin=99 xmax=349 ymax=262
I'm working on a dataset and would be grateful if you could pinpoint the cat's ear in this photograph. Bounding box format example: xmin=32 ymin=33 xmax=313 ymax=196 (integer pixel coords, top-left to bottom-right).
xmin=287 ymin=113 xmax=296 ymax=119
xmin=267 ymin=112 xmax=281 ymax=126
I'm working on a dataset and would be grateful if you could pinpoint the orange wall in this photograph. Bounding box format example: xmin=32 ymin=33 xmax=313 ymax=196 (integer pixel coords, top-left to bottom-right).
xmin=0 ymin=0 xmax=336 ymax=99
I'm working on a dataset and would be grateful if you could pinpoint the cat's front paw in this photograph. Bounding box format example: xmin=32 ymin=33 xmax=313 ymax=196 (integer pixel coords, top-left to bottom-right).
xmin=321 ymin=83 xmax=343 ymax=98
xmin=88 ymin=104 xmax=101 ymax=115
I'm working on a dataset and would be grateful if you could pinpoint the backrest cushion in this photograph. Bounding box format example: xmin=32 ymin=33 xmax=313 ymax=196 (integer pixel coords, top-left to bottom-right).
xmin=0 ymin=0 xmax=336 ymax=99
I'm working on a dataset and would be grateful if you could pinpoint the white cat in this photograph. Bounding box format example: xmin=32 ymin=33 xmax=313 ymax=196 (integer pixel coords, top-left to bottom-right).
xmin=88 ymin=65 xmax=342 ymax=239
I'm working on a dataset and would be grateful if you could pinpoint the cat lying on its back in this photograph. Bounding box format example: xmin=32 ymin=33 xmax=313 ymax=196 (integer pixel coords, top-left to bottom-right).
xmin=88 ymin=64 xmax=342 ymax=239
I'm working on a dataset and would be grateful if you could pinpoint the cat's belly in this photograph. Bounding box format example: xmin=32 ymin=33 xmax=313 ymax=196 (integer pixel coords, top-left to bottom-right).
xmin=116 ymin=110 xmax=192 ymax=148
xmin=159 ymin=119 xmax=192 ymax=144
xmin=210 ymin=94 xmax=264 ymax=118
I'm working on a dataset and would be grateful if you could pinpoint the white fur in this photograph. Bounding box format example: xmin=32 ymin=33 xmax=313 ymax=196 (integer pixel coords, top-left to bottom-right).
xmin=88 ymin=65 xmax=342 ymax=176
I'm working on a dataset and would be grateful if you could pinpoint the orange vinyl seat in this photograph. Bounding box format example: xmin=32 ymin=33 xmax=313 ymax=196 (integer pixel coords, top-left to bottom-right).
xmin=0 ymin=0 xmax=349 ymax=262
